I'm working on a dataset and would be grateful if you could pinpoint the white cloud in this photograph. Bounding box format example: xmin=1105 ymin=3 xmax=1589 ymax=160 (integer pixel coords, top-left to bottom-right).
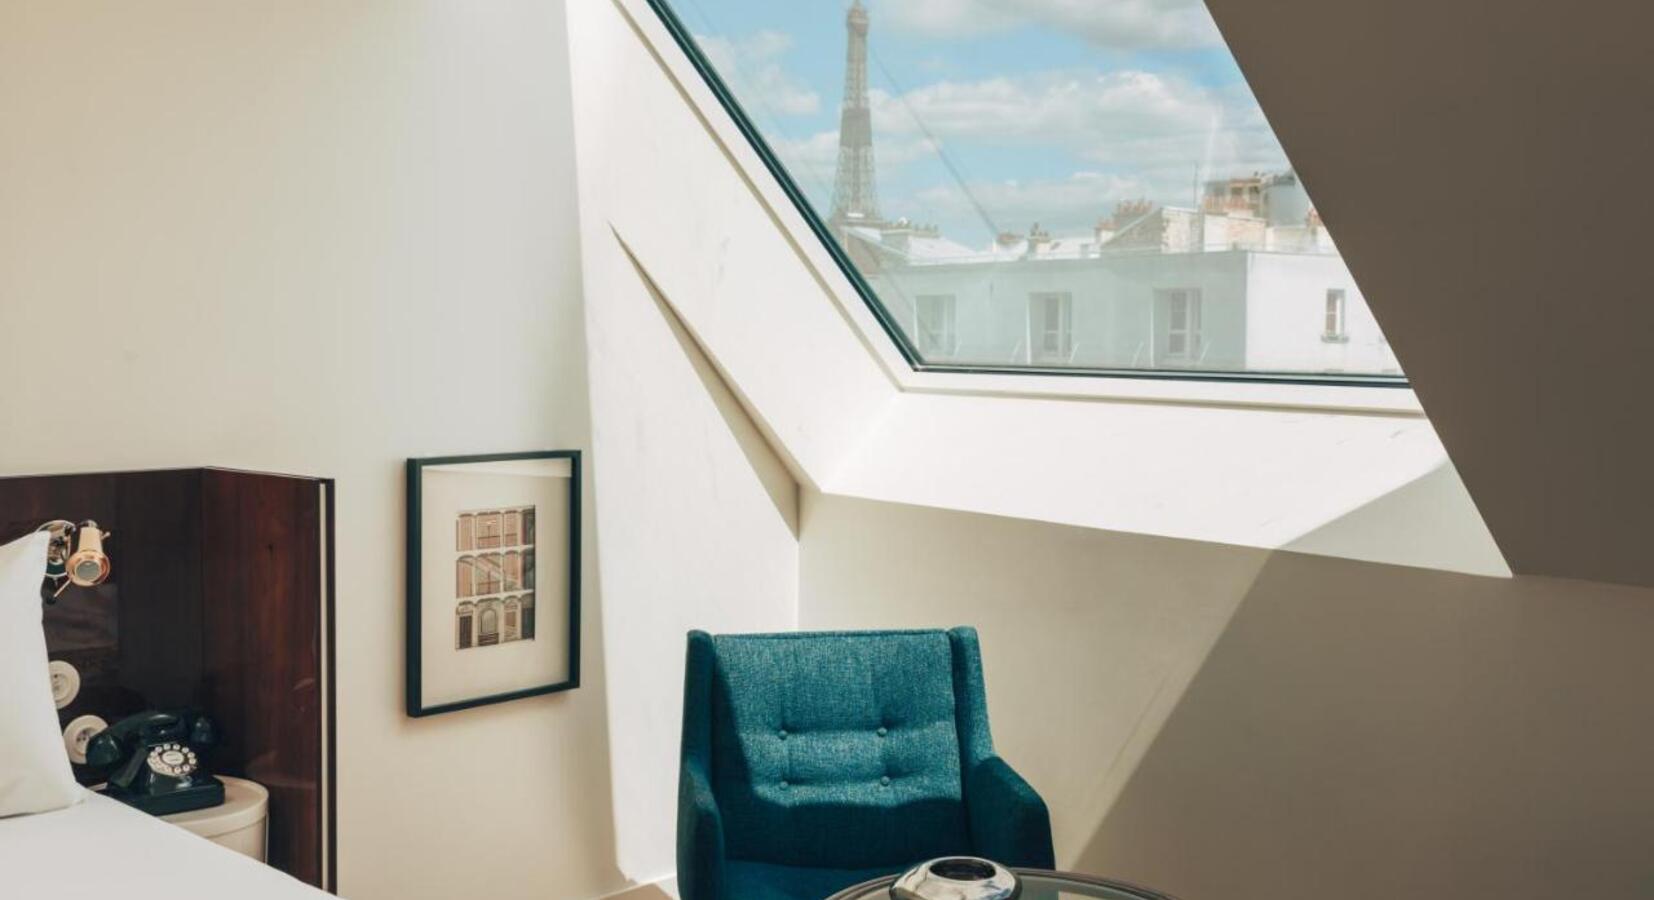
xmin=857 ymin=71 xmax=1288 ymax=236
xmin=910 ymin=171 xmax=1154 ymax=236
xmin=869 ymin=70 xmax=1285 ymax=195
xmin=767 ymin=68 xmax=1286 ymax=234
xmin=697 ymin=30 xmax=820 ymax=117
xmin=876 ymin=0 xmax=1223 ymax=51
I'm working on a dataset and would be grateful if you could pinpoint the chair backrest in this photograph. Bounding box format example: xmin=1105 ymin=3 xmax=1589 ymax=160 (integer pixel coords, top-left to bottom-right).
xmin=699 ymin=629 xmax=978 ymax=869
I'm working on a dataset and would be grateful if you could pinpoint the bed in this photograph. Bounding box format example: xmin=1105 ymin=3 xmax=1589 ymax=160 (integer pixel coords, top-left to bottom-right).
xmin=0 ymin=790 xmax=331 ymax=899
xmin=1 ymin=468 xmax=337 ymax=889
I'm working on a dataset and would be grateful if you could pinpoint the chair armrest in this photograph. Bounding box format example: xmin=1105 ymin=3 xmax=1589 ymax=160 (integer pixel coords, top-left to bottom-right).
xmin=678 ymin=759 xmax=727 ymax=900
xmin=965 ymin=756 xmax=1055 ymax=869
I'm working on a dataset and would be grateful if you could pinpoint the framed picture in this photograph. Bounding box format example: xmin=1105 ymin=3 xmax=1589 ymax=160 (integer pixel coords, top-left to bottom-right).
xmin=405 ymin=451 xmax=580 ymax=717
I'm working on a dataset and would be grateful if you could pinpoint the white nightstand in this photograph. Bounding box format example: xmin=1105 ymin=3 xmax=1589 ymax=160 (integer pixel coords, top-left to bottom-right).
xmin=160 ymin=775 xmax=270 ymax=862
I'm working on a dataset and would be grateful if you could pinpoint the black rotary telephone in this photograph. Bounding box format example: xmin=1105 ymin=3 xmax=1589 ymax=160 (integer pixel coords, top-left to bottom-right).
xmin=85 ymin=710 xmax=225 ymax=816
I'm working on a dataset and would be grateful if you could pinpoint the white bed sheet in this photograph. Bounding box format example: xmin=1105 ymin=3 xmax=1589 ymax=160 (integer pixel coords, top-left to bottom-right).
xmin=0 ymin=789 xmax=331 ymax=899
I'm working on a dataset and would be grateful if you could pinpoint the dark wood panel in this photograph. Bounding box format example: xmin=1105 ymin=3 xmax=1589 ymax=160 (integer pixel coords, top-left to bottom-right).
xmin=0 ymin=468 xmax=332 ymax=891
xmin=2 ymin=473 xmax=151 ymax=752
xmin=201 ymin=469 xmax=325 ymax=887
xmin=116 ymin=470 xmax=205 ymax=709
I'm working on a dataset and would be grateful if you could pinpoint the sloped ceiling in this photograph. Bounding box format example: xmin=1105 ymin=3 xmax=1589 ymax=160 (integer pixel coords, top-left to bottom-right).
xmin=1206 ymin=0 xmax=1654 ymax=586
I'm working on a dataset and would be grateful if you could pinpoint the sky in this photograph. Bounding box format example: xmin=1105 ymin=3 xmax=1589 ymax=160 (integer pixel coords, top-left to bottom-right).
xmin=671 ymin=0 xmax=1295 ymax=247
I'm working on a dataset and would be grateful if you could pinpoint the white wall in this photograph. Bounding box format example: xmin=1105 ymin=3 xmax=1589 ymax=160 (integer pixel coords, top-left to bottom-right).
xmin=800 ymin=493 xmax=1654 ymax=900
xmin=0 ymin=4 xmax=629 ymax=898
xmin=569 ymin=200 xmax=802 ymax=888
xmin=564 ymin=0 xmax=805 ymax=884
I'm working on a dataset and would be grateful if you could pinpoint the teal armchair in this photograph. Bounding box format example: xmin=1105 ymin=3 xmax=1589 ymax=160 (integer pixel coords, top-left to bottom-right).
xmin=678 ymin=628 xmax=1054 ymax=900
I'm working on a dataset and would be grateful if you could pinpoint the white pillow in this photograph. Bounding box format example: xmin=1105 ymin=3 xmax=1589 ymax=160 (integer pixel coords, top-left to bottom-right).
xmin=0 ymin=531 xmax=81 ymax=817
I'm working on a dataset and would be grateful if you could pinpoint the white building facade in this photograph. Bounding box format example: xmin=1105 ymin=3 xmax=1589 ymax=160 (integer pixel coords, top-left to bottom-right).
xmin=843 ymin=172 xmax=1399 ymax=378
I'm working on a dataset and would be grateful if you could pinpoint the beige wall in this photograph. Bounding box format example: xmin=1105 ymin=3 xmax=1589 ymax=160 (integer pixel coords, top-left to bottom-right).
xmin=0 ymin=3 xmax=630 ymax=898
xmin=801 ymin=493 xmax=1654 ymax=900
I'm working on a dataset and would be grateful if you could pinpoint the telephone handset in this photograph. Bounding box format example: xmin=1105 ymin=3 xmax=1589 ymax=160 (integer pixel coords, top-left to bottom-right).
xmin=84 ymin=709 xmax=225 ymax=816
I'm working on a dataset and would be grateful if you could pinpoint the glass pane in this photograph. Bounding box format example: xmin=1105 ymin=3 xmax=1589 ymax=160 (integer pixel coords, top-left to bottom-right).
xmin=660 ymin=0 xmax=1404 ymax=380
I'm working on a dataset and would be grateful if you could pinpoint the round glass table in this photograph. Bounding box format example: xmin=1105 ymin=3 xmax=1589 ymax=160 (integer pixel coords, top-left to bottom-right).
xmin=826 ymin=868 xmax=1176 ymax=900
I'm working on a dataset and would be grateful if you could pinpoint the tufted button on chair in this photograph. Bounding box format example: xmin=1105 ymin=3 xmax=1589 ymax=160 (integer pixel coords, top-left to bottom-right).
xmin=677 ymin=628 xmax=1054 ymax=900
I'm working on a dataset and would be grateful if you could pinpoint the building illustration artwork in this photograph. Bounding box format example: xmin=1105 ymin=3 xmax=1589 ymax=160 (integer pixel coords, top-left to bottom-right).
xmin=454 ymin=507 xmax=537 ymax=650
xmin=821 ymin=3 xmax=1400 ymax=378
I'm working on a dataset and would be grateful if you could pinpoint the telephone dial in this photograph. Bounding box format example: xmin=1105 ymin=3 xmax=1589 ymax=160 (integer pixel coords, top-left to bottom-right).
xmin=84 ymin=710 xmax=225 ymax=816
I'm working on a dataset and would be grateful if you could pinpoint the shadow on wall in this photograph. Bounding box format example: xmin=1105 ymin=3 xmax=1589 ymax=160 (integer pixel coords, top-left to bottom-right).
xmin=800 ymin=470 xmax=1654 ymax=900
xmin=1282 ymin=461 xmax=1509 ymax=578
xmin=1079 ymin=551 xmax=1654 ymax=900
xmin=796 ymin=491 xmax=1272 ymax=873
xmin=796 ymin=444 xmax=1496 ymax=867
xmin=619 ymin=231 xmax=801 ymax=536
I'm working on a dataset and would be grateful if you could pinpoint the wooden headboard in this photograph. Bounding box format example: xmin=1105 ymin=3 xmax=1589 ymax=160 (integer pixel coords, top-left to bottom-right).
xmin=0 ymin=467 xmax=336 ymax=891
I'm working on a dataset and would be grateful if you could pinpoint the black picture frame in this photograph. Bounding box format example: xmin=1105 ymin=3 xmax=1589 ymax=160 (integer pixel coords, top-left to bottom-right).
xmin=405 ymin=450 xmax=581 ymax=717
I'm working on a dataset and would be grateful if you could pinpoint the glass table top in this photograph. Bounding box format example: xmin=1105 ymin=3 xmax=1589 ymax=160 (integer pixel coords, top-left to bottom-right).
xmin=827 ymin=869 xmax=1175 ymax=900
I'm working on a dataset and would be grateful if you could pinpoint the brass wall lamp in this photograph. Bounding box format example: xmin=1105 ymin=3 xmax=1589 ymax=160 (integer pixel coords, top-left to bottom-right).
xmin=37 ymin=519 xmax=113 ymax=601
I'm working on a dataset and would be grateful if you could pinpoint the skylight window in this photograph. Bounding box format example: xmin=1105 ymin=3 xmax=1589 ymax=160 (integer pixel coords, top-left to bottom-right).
xmin=650 ymin=0 xmax=1404 ymax=384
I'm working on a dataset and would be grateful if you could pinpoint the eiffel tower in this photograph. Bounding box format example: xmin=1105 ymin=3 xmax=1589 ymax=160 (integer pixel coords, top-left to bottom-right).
xmin=829 ymin=0 xmax=882 ymax=233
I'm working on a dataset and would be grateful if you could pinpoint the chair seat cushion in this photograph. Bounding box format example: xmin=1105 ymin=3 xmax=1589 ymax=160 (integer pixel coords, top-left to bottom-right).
xmin=725 ymin=860 xmax=903 ymax=900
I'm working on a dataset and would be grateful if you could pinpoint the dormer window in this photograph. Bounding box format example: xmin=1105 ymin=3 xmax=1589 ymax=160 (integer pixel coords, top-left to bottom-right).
xmin=648 ymin=0 xmax=1405 ymax=385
